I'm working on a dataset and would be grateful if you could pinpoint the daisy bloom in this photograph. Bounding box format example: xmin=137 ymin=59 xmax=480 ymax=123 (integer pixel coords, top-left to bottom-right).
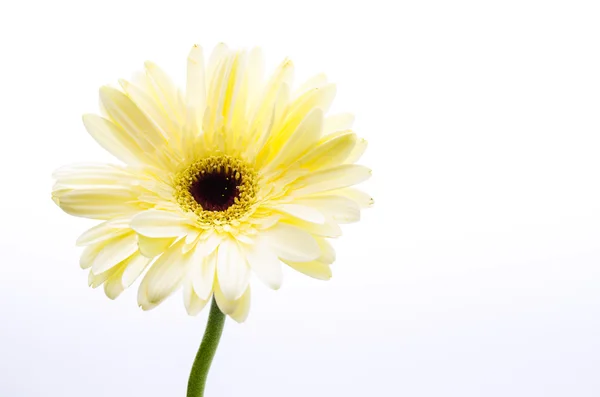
xmin=52 ymin=44 xmax=372 ymax=324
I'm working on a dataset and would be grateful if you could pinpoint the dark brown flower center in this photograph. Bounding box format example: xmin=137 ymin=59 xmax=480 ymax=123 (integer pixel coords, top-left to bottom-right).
xmin=189 ymin=169 xmax=241 ymax=212
xmin=174 ymin=155 xmax=258 ymax=225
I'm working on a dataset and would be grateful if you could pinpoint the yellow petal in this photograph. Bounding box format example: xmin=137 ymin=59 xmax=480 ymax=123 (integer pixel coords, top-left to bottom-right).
xmin=262 ymin=223 xmax=321 ymax=262
xmin=183 ymin=279 xmax=210 ymax=316
xmin=99 ymin=86 xmax=166 ymax=152
xmin=186 ymin=45 xmax=207 ymax=131
xmin=137 ymin=235 xmax=177 ymax=258
xmin=283 ymin=259 xmax=332 ymax=280
xmin=131 ymin=210 xmax=193 ymax=238
xmin=138 ymin=239 xmax=188 ymax=310
xmin=290 ymin=164 xmax=371 ymax=197
xmin=323 ymin=113 xmax=354 ymax=135
xmin=263 ymin=108 xmax=324 ymax=170
xmin=294 ymin=131 xmax=357 ymax=170
xmin=216 ymin=238 xmax=250 ymax=301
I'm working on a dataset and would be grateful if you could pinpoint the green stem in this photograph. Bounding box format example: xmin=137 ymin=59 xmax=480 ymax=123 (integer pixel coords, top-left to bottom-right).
xmin=187 ymin=298 xmax=226 ymax=397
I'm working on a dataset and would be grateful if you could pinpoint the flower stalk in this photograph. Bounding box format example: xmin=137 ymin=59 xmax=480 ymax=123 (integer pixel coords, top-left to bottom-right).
xmin=187 ymin=298 xmax=226 ymax=397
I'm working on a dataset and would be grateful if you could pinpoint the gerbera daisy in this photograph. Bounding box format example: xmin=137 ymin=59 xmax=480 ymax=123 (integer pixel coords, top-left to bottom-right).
xmin=52 ymin=44 xmax=372 ymax=323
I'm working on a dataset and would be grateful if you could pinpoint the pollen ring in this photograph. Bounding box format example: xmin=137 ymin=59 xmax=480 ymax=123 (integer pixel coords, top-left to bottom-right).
xmin=174 ymin=156 xmax=258 ymax=225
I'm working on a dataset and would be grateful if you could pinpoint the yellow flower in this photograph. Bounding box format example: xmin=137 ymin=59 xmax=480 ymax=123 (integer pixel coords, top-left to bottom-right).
xmin=52 ymin=44 xmax=372 ymax=322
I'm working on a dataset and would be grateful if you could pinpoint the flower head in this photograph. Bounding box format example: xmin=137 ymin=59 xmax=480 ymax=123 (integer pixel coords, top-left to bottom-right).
xmin=52 ymin=44 xmax=372 ymax=322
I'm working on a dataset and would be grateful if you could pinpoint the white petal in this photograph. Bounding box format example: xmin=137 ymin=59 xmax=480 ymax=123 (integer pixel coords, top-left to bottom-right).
xmin=137 ymin=239 xmax=189 ymax=310
xmin=249 ymin=215 xmax=281 ymax=230
xmin=99 ymin=86 xmax=166 ymax=152
xmin=216 ymin=238 xmax=250 ymax=301
xmin=272 ymin=204 xmax=325 ymax=224
xmin=266 ymin=108 xmax=324 ymax=170
xmin=121 ymin=252 xmax=152 ymax=287
xmin=293 ymin=195 xmax=360 ymax=224
xmin=262 ymin=223 xmax=320 ymax=262
xmin=119 ymin=79 xmax=174 ymax=141
xmin=53 ymin=163 xmax=134 ymax=188
xmin=192 ymin=233 xmax=222 ymax=258
xmin=138 ymin=235 xmax=176 ymax=258
xmin=243 ymin=238 xmax=283 ymax=290
xmin=294 ymin=132 xmax=357 ymax=170
xmin=290 ymin=164 xmax=371 ymax=197
xmin=207 ymin=43 xmax=231 ymax=83
xmin=183 ymin=279 xmax=210 ymax=316
xmin=229 ymin=286 xmax=251 ymax=323
xmin=283 ymin=217 xmax=343 ymax=238
xmin=247 ymin=59 xmax=294 ymax=153
xmin=323 ymin=188 xmax=374 ymax=209
xmin=191 ymin=249 xmax=217 ymax=300
xmin=283 ymin=260 xmax=332 ymax=280
xmin=131 ymin=210 xmax=192 ymax=238
xmin=214 ymin=280 xmax=251 ymax=323
xmin=55 ymin=187 xmax=139 ymax=220
xmin=82 ymin=114 xmax=144 ymax=165
xmin=91 ymin=232 xmax=138 ymax=274
xmin=76 ymin=218 xmax=130 ymax=246
xmin=293 ymin=73 xmax=328 ymax=98
xmin=80 ymin=242 xmax=104 ymax=269
xmin=245 ymin=47 xmax=265 ymax=112
xmin=323 ymin=113 xmax=355 ymax=135
xmin=315 ymin=237 xmax=336 ymax=264
xmin=185 ymin=45 xmax=207 ymax=141
xmin=103 ymin=263 xmax=129 ymax=300
xmin=88 ymin=267 xmax=114 ymax=288
xmin=345 ymin=138 xmax=368 ymax=164
xmin=144 ymin=61 xmax=185 ymax=125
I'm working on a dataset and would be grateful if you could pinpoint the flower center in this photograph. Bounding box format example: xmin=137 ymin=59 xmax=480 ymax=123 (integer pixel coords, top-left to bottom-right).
xmin=189 ymin=168 xmax=241 ymax=211
xmin=174 ymin=156 xmax=258 ymax=225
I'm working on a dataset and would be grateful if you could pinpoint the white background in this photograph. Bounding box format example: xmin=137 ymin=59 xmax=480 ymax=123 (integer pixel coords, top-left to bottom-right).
xmin=1 ymin=0 xmax=599 ymax=396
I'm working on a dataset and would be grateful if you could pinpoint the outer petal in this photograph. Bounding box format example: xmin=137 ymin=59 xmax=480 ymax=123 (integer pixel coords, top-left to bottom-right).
xmin=321 ymin=188 xmax=374 ymax=209
xmin=91 ymin=232 xmax=138 ymax=274
xmin=183 ymin=279 xmax=210 ymax=316
xmin=293 ymin=73 xmax=328 ymax=99
xmin=137 ymin=235 xmax=177 ymax=258
xmin=323 ymin=113 xmax=355 ymax=135
xmin=345 ymin=137 xmax=368 ymax=164
xmin=76 ymin=216 xmax=131 ymax=246
xmin=264 ymin=108 xmax=324 ymax=170
xmin=82 ymin=115 xmax=146 ymax=165
xmin=271 ymin=203 xmax=325 ymax=224
xmin=53 ymin=186 xmax=140 ymax=220
xmin=144 ymin=61 xmax=186 ymax=127
xmin=214 ymin=279 xmax=251 ymax=323
xmin=293 ymin=195 xmax=361 ymax=224
xmin=283 ymin=259 xmax=332 ymax=280
xmin=190 ymin=248 xmax=217 ymax=300
xmin=216 ymin=238 xmax=251 ymax=301
xmin=242 ymin=238 xmax=283 ymax=290
xmin=289 ymin=164 xmax=371 ymax=197
xmin=262 ymin=223 xmax=321 ymax=262
xmin=100 ymin=86 xmax=166 ymax=151
xmin=294 ymin=131 xmax=357 ymax=170
xmin=121 ymin=252 xmax=153 ymax=287
xmin=138 ymin=239 xmax=189 ymax=310
xmin=131 ymin=210 xmax=193 ymax=238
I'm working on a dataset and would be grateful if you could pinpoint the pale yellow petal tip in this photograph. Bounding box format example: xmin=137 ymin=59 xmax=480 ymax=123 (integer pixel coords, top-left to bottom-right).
xmin=51 ymin=194 xmax=60 ymax=206
xmin=188 ymin=45 xmax=204 ymax=61
xmin=118 ymin=78 xmax=129 ymax=89
xmin=144 ymin=60 xmax=156 ymax=70
xmin=104 ymin=288 xmax=121 ymax=301
xmin=138 ymin=302 xmax=155 ymax=311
